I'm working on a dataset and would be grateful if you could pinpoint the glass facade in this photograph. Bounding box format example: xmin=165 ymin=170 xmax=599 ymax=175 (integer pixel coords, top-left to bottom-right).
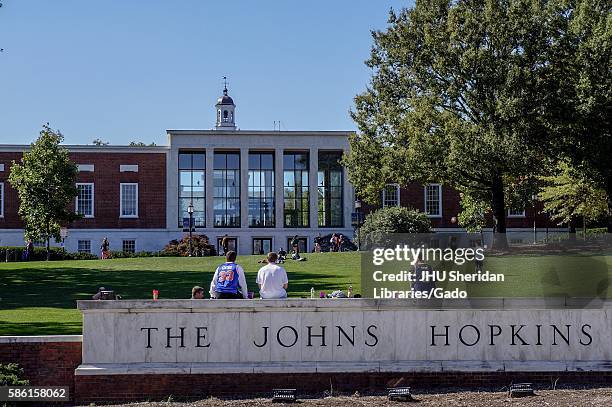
xmin=214 ymin=152 xmax=241 ymax=227
xmin=248 ymin=152 xmax=275 ymax=227
xmin=317 ymin=151 xmax=343 ymax=227
xmin=283 ymin=152 xmax=309 ymax=227
xmin=179 ymin=151 xmax=206 ymax=227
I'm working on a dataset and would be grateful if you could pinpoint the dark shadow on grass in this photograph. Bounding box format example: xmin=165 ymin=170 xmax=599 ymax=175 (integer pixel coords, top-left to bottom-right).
xmin=0 ymin=320 xmax=82 ymax=336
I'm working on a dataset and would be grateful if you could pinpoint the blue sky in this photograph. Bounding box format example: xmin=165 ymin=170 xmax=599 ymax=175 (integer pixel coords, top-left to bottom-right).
xmin=0 ymin=0 xmax=410 ymax=145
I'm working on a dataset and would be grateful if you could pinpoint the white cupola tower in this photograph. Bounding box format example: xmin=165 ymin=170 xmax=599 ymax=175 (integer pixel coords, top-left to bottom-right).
xmin=215 ymin=78 xmax=236 ymax=130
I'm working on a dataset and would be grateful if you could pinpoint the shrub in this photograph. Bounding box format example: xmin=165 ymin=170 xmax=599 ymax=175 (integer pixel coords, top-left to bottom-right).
xmin=162 ymin=234 xmax=216 ymax=257
xmin=0 ymin=247 xmax=98 ymax=261
xmin=357 ymin=206 xmax=431 ymax=248
xmin=0 ymin=363 xmax=29 ymax=386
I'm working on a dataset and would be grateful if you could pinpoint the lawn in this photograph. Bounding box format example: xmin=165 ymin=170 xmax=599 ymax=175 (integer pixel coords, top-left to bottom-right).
xmin=0 ymin=251 xmax=610 ymax=335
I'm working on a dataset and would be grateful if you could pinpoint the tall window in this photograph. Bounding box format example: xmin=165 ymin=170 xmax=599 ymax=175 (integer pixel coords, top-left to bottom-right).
xmin=179 ymin=151 xmax=206 ymax=227
xmin=0 ymin=183 xmax=4 ymax=217
xmin=248 ymin=152 xmax=275 ymax=227
xmin=76 ymin=183 xmax=94 ymax=218
xmin=424 ymin=184 xmax=442 ymax=217
xmin=318 ymin=151 xmax=344 ymax=227
xmin=382 ymin=184 xmax=400 ymax=207
xmin=120 ymin=183 xmax=138 ymax=218
xmin=214 ymin=152 xmax=240 ymax=227
xmin=283 ymin=152 xmax=309 ymax=227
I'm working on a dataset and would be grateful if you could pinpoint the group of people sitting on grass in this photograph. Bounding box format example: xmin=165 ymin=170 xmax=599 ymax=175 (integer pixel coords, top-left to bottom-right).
xmin=191 ymin=250 xmax=289 ymax=300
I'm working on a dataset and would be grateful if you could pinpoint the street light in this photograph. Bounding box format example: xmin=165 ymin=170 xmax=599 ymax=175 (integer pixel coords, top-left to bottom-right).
xmin=352 ymin=199 xmax=364 ymax=251
xmin=187 ymin=202 xmax=194 ymax=257
xmin=60 ymin=227 xmax=69 ymax=248
xmin=532 ymin=193 xmax=538 ymax=244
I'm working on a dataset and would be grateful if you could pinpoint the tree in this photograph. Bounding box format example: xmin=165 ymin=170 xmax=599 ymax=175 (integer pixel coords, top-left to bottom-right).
xmin=538 ymin=161 xmax=607 ymax=237
xmin=92 ymin=138 xmax=109 ymax=146
xmin=550 ymin=0 xmax=611 ymax=232
xmin=9 ymin=125 xmax=80 ymax=260
xmin=358 ymin=206 xmax=431 ymax=248
xmin=129 ymin=141 xmax=157 ymax=147
xmin=343 ymin=0 xmax=570 ymax=248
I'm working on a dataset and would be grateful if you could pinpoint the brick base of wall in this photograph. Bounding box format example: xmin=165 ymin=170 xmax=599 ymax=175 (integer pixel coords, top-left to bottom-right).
xmin=0 ymin=340 xmax=82 ymax=401
xmin=2 ymin=340 xmax=611 ymax=404
xmin=74 ymin=371 xmax=612 ymax=404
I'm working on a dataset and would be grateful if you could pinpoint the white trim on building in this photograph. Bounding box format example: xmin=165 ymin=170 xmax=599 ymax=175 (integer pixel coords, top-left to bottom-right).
xmin=424 ymin=183 xmax=442 ymax=218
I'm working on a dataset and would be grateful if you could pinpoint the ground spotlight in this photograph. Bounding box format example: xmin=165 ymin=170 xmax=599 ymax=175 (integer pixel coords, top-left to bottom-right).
xmin=272 ymin=388 xmax=297 ymax=403
xmin=509 ymin=383 xmax=535 ymax=398
xmin=387 ymin=386 xmax=413 ymax=402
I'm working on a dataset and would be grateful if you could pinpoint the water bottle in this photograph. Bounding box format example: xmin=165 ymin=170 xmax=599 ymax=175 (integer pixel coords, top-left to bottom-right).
xmin=347 ymin=286 xmax=353 ymax=298
xmin=310 ymin=287 xmax=315 ymax=299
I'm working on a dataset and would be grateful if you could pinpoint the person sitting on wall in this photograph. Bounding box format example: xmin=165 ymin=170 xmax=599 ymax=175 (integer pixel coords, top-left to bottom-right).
xmin=209 ymin=251 xmax=248 ymax=299
xmin=191 ymin=286 xmax=205 ymax=299
xmin=256 ymin=252 xmax=289 ymax=299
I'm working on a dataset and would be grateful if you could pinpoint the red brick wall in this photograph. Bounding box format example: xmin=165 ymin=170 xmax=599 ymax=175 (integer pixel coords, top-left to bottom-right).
xmin=0 ymin=151 xmax=166 ymax=229
xmin=0 ymin=340 xmax=82 ymax=401
xmin=1 ymin=340 xmax=610 ymax=404
xmin=361 ymin=182 xmax=551 ymax=229
xmin=74 ymin=371 xmax=612 ymax=404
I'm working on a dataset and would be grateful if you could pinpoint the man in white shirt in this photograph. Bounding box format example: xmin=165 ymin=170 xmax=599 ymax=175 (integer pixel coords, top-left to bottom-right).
xmin=256 ymin=252 xmax=289 ymax=299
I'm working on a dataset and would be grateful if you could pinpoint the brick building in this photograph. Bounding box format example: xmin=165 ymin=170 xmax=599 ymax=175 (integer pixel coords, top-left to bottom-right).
xmin=0 ymin=87 xmax=554 ymax=255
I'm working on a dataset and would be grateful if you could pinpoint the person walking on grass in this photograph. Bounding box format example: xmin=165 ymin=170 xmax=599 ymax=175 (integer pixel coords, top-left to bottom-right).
xmin=100 ymin=237 xmax=110 ymax=259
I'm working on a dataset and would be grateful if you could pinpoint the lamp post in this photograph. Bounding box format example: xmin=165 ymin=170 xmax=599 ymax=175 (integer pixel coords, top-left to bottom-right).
xmin=353 ymin=199 xmax=364 ymax=251
xmin=532 ymin=193 xmax=537 ymax=244
xmin=187 ymin=202 xmax=194 ymax=257
xmin=60 ymin=227 xmax=69 ymax=249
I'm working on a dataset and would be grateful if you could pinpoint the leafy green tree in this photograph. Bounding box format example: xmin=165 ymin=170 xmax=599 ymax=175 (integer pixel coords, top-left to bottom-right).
xmin=92 ymin=138 xmax=109 ymax=146
xmin=344 ymin=0 xmax=571 ymax=248
xmin=358 ymin=206 xmax=431 ymax=248
xmin=9 ymin=125 xmax=79 ymax=260
xmin=549 ymin=0 xmax=611 ymax=232
xmin=129 ymin=141 xmax=157 ymax=146
xmin=538 ymin=161 xmax=607 ymax=237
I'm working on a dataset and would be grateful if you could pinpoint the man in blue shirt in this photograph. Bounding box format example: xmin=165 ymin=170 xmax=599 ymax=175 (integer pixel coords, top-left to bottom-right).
xmin=209 ymin=251 xmax=249 ymax=299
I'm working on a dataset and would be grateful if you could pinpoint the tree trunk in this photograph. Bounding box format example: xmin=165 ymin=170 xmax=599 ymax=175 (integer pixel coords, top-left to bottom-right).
xmin=46 ymin=237 xmax=50 ymax=261
xmin=491 ymin=175 xmax=508 ymax=249
xmin=607 ymin=176 xmax=612 ymax=234
xmin=568 ymin=217 xmax=576 ymax=241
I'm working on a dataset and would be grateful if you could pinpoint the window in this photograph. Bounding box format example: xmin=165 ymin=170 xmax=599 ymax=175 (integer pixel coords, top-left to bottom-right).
xmin=318 ymin=151 xmax=344 ymax=228
xmin=253 ymin=238 xmax=272 ymax=255
xmin=214 ymin=152 xmax=240 ymax=227
xmin=76 ymin=183 xmax=94 ymax=217
xmin=179 ymin=151 xmax=206 ymax=228
xmin=382 ymin=184 xmax=400 ymax=207
xmin=248 ymin=152 xmax=275 ymax=227
xmin=283 ymin=152 xmax=309 ymax=227
xmin=217 ymin=237 xmax=237 ymax=254
xmin=122 ymin=239 xmax=136 ymax=254
xmin=424 ymin=184 xmax=442 ymax=217
xmin=287 ymin=236 xmax=307 ymax=253
xmin=77 ymin=240 xmax=91 ymax=254
xmin=0 ymin=182 xmax=3 ymax=217
xmin=508 ymin=208 xmax=526 ymax=217
xmin=120 ymin=183 xmax=138 ymax=218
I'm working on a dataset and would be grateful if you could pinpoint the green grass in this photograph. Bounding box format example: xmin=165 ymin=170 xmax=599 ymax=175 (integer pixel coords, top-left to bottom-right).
xmin=0 ymin=252 xmax=610 ymax=335
xmin=0 ymin=253 xmax=360 ymax=335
